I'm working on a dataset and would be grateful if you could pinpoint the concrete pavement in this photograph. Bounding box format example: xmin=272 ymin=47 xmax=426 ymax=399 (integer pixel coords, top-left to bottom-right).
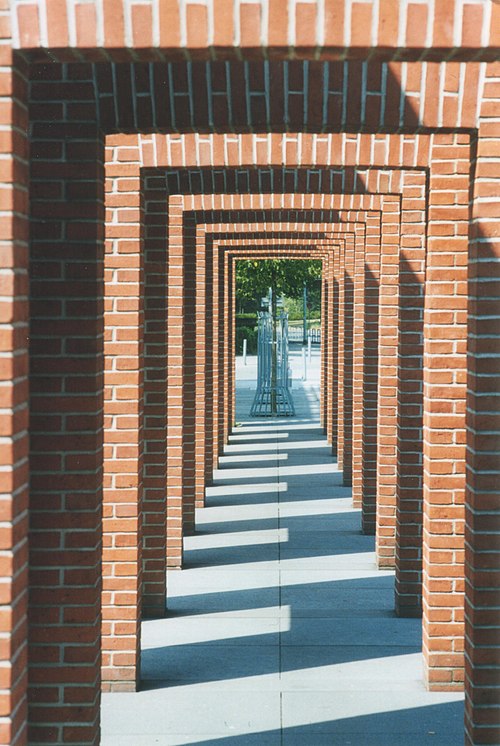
xmin=101 ymin=361 xmax=464 ymax=744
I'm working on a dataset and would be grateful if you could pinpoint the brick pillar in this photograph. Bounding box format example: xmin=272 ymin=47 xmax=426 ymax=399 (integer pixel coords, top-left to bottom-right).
xmin=222 ymin=248 xmax=231 ymax=446
xmin=464 ymin=89 xmax=500 ymax=743
xmin=326 ymin=247 xmax=336 ymax=443
xmin=422 ymin=134 xmax=470 ymax=691
xmin=1 ymin=50 xmax=29 ymax=746
xmin=195 ymin=229 xmax=207 ymax=508
xmin=331 ymin=241 xmax=342 ymax=460
xmin=342 ymin=234 xmax=355 ymax=487
xmin=351 ymin=221 xmax=366 ymax=508
xmin=225 ymin=257 xmax=236 ymax=441
xmin=141 ymin=173 xmax=167 ymax=614
xmin=217 ymin=242 xmax=226 ymax=457
xmin=204 ymin=234 xmax=215 ymax=485
xmin=336 ymin=239 xmax=345 ymax=468
xmin=211 ymin=235 xmax=224 ymax=469
xmin=29 ymin=67 xmax=103 ymax=745
xmin=374 ymin=198 xmax=401 ymax=554
xmin=102 ymin=144 xmax=144 ymax=691
xmin=320 ymin=262 xmax=329 ymax=432
xmin=325 ymin=241 xmax=339 ymax=447
xmin=361 ymin=211 xmax=382 ymax=534
xmin=182 ymin=213 xmax=197 ymax=536
xmin=395 ymin=171 xmax=427 ymax=617
xmin=166 ymin=198 xmax=185 ymax=568
xmin=231 ymin=260 xmax=237 ymax=433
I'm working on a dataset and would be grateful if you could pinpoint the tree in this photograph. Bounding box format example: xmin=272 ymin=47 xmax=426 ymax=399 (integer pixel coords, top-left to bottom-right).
xmin=236 ymin=259 xmax=322 ymax=311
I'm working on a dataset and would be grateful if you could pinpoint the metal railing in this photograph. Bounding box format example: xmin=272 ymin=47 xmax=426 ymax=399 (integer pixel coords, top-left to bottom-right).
xmin=288 ymin=327 xmax=321 ymax=344
xmin=250 ymin=310 xmax=295 ymax=417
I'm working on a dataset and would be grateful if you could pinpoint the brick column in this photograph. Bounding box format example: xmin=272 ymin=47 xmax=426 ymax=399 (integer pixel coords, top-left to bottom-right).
xmin=182 ymin=214 xmax=197 ymax=537
xmin=166 ymin=198 xmax=185 ymax=568
xmin=326 ymin=239 xmax=346 ymax=448
xmin=204 ymin=234 xmax=215 ymax=486
xmin=331 ymin=241 xmax=342 ymax=461
xmin=222 ymin=252 xmax=232 ymax=446
xmin=1 ymin=50 xmax=29 ymax=746
xmin=422 ymin=133 xmax=470 ymax=690
xmin=225 ymin=257 xmax=236 ymax=442
xmin=395 ymin=170 xmax=428 ymax=617
xmin=214 ymin=238 xmax=226 ymax=464
xmin=351 ymin=219 xmax=365 ymax=508
xmin=29 ymin=67 xmax=103 ymax=745
xmin=374 ymin=198 xmax=401 ymax=552
xmin=195 ymin=228 xmax=207 ymax=508
xmin=336 ymin=239 xmax=345 ymax=470
xmin=141 ymin=172 xmax=168 ymax=614
xmin=342 ymin=233 xmax=355 ymax=487
xmin=361 ymin=209 xmax=383 ymax=533
xmin=320 ymin=261 xmax=329 ymax=432
xmin=464 ymin=77 xmax=500 ymax=743
xmin=102 ymin=141 xmax=144 ymax=691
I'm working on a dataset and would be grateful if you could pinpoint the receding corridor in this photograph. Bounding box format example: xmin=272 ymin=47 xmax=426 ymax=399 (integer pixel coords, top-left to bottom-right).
xmin=102 ymin=376 xmax=464 ymax=744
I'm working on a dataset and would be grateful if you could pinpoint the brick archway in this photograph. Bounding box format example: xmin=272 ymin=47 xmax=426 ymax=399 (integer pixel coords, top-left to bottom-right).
xmin=0 ymin=4 xmax=498 ymax=744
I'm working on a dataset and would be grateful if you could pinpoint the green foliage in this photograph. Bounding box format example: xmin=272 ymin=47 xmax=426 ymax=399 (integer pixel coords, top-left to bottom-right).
xmin=235 ymin=326 xmax=258 ymax=354
xmin=236 ymin=259 xmax=322 ymax=311
xmin=283 ymin=296 xmax=306 ymax=320
xmin=235 ymin=313 xmax=258 ymax=328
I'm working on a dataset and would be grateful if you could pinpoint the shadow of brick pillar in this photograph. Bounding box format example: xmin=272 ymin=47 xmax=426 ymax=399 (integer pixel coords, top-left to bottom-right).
xmin=28 ymin=66 xmax=104 ymax=744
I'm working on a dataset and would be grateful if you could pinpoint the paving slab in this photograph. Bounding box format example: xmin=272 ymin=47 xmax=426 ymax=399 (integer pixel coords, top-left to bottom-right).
xmin=103 ymin=690 xmax=281 ymax=737
xmin=142 ymin=616 xmax=281 ymax=648
xmin=101 ymin=374 xmax=464 ymax=744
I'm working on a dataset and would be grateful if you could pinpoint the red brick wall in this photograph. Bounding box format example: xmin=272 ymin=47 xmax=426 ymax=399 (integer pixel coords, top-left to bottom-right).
xmin=107 ymin=145 xmax=466 ymax=692
xmin=0 ymin=3 xmax=496 ymax=743
xmin=28 ymin=66 xmax=104 ymax=745
xmin=422 ymin=134 xmax=471 ymax=691
xmin=1 ymin=45 xmax=29 ymax=746
xmin=465 ymin=63 xmax=500 ymax=745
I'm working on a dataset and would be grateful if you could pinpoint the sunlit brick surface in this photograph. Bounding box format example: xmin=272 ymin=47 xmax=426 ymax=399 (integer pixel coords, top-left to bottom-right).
xmin=0 ymin=2 xmax=497 ymax=744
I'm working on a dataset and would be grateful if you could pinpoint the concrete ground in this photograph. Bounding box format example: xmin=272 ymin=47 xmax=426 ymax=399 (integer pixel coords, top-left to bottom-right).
xmin=101 ymin=352 xmax=464 ymax=744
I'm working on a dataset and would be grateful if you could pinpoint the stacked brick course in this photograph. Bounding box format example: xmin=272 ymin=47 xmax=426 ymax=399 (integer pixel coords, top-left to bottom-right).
xmin=0 ymin=2 xmax=497 ymax=744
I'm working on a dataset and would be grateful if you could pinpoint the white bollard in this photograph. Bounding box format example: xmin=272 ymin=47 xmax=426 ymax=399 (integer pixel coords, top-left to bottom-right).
xmin=302 ymin=346 xmax=307 ymax=380
xmin=308 ymin=336 xmax=312 ymax=363
xmin=243 ymin=338 xmax=247 ymax=365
